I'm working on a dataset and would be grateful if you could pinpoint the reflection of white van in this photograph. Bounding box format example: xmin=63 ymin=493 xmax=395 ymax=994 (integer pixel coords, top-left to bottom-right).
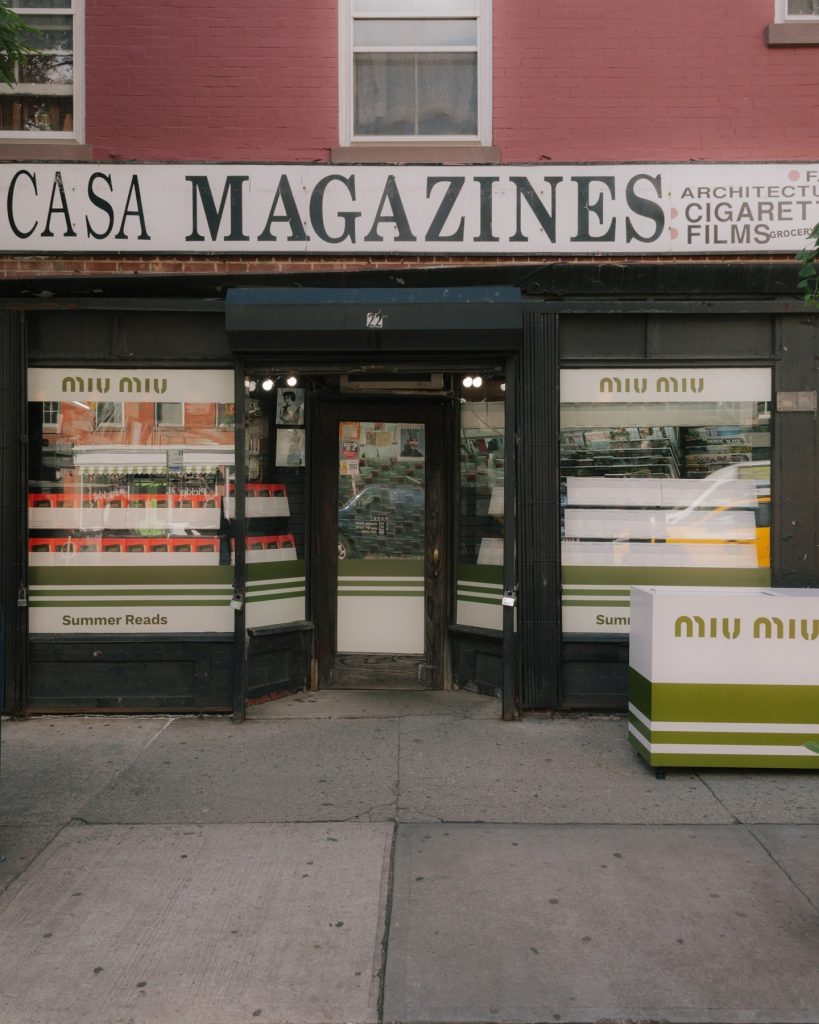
xmin=665 ymin=462 xmax=770 ymax=567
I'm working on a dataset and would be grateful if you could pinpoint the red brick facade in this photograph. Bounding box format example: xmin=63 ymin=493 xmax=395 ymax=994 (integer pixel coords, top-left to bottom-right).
xmin=81 ymin=0 xmax=819 ymax=163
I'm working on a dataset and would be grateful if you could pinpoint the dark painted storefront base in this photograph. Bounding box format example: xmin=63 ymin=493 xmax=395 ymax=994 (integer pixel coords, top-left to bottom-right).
xmin=28 ymin=636 xmax=235 ymax=713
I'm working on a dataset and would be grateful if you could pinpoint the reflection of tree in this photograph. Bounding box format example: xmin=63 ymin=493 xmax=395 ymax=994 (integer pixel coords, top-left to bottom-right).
xmin=21 ymin=53 xmax=73 ymax=85
xmin=0 ymin=4 xmax=40 ymax=86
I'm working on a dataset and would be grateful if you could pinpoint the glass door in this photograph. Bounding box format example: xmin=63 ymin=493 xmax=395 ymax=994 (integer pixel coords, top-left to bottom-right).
xmin=314 ymin=401 xmax=448 ymax=689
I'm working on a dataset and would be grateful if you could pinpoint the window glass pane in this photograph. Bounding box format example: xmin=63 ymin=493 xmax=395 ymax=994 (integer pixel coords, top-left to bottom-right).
xmin=787 ymin=0 xmax=819 ymax=15
xmin=1 ymin=7 xmax=74 ymax=132
xmin=417 ymin=53 xmax=477 ymax=134
xmin=9 ymin=1 xmax=72 ymax=8
xmin=95 ymin=402 xmax=123 ymax=428
xmin=355 ymin=53 xmax=415 ymax=134
xmin=27 ymin=368 xmax=236 ymax=636
xmin=355 ymin=18 xmax=477 ymax=46
xmin=19 ymin=51 xmax=73 ymax=85
xmin=560 ymin=368 xmax=772 ymax=638
xmin=457 ymin=381 xmax=505 ymax=631
xmin=0 ymin=94 xmax=73 ymax=130
xmin=42 ymin=401 xmax=60 ymax=428
xmin=156 ymin=402 xmax=184 ymax=427
xmin=355 ymin=52 xmax=477 ymax=135
xmin=355 ymin=0 xmax=477 ymax=13
xmin=20 ymin=14 xmax=73 ymax=50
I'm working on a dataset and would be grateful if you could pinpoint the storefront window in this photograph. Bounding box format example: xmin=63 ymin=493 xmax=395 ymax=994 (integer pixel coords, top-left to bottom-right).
xmin=241 ymin=377 xmax=306 ymax=628
xmin=27 ymin=368 xmax=235 ymax=634
xmin=457 ymin=376 xmax=505 ymax=630
xmin=560 ymin=368 xmax=772 ymax=636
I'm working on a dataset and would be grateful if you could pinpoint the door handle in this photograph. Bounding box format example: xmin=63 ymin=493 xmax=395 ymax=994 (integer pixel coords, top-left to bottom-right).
xmin=432 ymin=546 xmax=441 ymax=578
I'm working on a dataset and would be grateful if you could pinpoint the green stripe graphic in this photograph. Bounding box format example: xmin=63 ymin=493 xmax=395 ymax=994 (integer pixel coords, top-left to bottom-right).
xmin=629 ymin=668 xmax=819 ymax=724
xmin=32 ymin=600 xmax=230 ymax=608
xmin=562 ymin=566 xmax=770 ymax=586
xmin=30 ymin=566 xmax=233 ymax=585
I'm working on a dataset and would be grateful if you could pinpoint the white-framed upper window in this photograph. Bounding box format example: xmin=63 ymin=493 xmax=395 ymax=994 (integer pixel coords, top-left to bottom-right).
xmin=776 ymin=0 xmax=819 ymax=19
xmin=0 ymin=0 xmax=83 ymax=139
xmin=42 ymin=400 xmax=60 ymax=430
xmin=339 ymin=0 xmax=492 ymax=146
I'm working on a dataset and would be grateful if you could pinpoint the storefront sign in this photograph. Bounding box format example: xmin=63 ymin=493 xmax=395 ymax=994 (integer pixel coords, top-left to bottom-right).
xmin=562 ymin=368 xmax=771 ymax=405
xmin=1 ymin=163 xmax=817 ymax=255
xmin=28 ymin=368 xmax=233 ymax=404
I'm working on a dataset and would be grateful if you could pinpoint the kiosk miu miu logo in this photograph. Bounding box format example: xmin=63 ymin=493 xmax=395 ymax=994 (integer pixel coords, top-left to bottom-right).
xmin=674 ymin=615 xmax=819 ymax=641
xmin=599 ymin=376 xmax=704 ymax=394
xmin=61 ymin=376 xmax=168 ymax=394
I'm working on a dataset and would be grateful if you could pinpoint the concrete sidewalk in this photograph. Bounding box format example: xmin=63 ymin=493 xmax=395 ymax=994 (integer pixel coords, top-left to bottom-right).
xmin=0 ymin=690 xmax=817 ymax=1024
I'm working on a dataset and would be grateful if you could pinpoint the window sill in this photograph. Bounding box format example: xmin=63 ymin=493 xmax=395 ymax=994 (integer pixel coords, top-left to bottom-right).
xmin=331 ymin=144 xmax=500 ymax=165
xmin=766 ymin=21 xmax=819 ymax=45
xmin=0 ymin=140 xmax=93 ymax=160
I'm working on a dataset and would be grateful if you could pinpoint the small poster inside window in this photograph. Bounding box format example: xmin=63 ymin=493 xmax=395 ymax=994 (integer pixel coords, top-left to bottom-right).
xmin=275 ymin=388 xmax=305 ymax=426
xmin=340 ymin=438 xmax=360 ymax=461
xmin=275 ymin=428 xmax=305 ymax=467
xmin=399 ymin=425 xmax=425 ymax=460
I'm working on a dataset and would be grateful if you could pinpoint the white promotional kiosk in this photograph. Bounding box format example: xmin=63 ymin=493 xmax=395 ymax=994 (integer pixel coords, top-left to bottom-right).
xmin=629 ymin=587 xmax=819 ymax=770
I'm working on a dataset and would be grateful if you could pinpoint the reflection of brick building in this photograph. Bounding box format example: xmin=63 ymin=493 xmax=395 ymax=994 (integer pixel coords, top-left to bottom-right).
xmin=1 ymin=1 xmax=818 ymax=717
xmin=47 ymin=403 xmax=233 ymax=449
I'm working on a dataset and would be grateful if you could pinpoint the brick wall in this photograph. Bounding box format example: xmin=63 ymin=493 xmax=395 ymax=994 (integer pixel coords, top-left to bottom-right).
xmin=84 ymin=0 xmax=819 ymax=163
xmin=493 ymin=0 xmax=819 ymax=162
xmin=87 ymin=0 xmax=339 ymax=161
xmin=0 ymin=252 xmax=798 ymax=283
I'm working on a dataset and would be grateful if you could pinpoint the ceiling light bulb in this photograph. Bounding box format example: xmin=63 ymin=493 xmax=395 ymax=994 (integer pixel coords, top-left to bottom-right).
xmin=286 ymin=375 xmax=298 ymax=387
xmin=261 ymin=378 xmax=274 ymax=392
xmin=462 ymin=376 xmax=473 ymax=388
xmin=472 ymin=375 xmax=483 ymax=388
xmin=500 ymin=382 xmax=506 ymax=392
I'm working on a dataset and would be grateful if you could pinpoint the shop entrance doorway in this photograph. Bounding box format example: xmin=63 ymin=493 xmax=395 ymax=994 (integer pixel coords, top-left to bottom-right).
xmin=313 ymin=399 xmax=450 ymax=689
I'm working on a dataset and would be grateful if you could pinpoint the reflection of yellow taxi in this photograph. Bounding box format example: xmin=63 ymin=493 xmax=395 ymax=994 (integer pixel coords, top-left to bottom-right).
xmin=665 ymin=463 xmax=770 ymax=568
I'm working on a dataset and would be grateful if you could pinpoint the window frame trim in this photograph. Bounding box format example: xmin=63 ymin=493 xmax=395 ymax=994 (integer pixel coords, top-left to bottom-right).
xmin=338 ymin=0 xmax=492 ymax=147
xmin=0 ymin=0 xmax=84 ymax=143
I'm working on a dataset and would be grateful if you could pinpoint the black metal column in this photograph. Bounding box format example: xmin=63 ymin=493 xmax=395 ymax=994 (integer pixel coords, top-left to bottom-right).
xmin=0 ymin=311 xmax=28 ymax=715
xmin=502 ymin=353 xmax=517 ymax=719
xmin=517 ymin=312 xmax=562 ymax=709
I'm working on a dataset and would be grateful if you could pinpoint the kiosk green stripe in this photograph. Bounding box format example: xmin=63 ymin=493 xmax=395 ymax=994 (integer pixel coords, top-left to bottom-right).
xmin=628 ymin=667 xmax=819 ymax=770
xmin=629 ymin=668 xmax=819 ymax=723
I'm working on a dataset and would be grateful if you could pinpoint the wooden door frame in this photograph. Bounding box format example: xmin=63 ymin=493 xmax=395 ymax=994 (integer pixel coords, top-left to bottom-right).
xmin=311 ymin=396 xmax=452 ymax=689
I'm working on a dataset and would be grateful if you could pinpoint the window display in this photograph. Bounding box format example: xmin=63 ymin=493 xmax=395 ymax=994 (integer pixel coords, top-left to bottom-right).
xmin=27 ymin=368 xmax=236 ymax=634
xmin=457 ymin=380 xmax=505 ymax=630
xmin=560 ymin=368 xmax=772 ymax=636
xmin=242 ymin=382 xmax=306 ymax=628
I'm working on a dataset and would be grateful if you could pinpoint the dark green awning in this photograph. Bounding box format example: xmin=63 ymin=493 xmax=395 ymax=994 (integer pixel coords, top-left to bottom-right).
xmin=226 ymin=286 xmax=522 ymax=334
